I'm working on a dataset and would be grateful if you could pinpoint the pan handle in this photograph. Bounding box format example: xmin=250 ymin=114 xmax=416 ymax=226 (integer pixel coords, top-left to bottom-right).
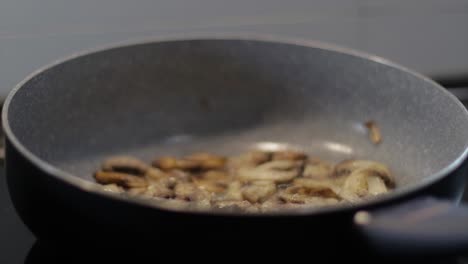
xmin=355 ymin=196 xmax=468 ymax=255
xmin=357 ymin=86 xmax=468 ymax=255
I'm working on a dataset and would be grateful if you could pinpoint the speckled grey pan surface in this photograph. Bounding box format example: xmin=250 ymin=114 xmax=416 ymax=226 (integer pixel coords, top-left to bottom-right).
xmin=6 ymin=38 xmax=468 ymax=188
xmin=3 ymin=37 xmax=468 ymax=252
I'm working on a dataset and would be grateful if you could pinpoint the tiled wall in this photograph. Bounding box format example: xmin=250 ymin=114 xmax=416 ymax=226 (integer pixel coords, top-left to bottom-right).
xmin=0 ymin=0 xmax=467 ymax=96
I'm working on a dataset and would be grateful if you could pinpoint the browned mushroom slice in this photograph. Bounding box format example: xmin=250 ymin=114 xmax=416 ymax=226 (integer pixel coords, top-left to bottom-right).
xmin=272 ymin=150 xmax=307 ymax=161
xmin=94 ymin=171 xmax=148 ymax=188
xmin=302 ymin=158 xmax=333 ymax=180
xmin=152 ymin=156 xmax=207 ymax=171
xmin=333 ymin=159 xmax=394 ymax=187
xmin=300 ymin=197 xmax=340 ymax=207
xmin=277 ymin=190 xmax=306 ymax=204
xmin=227 ymin=151 xmax=272 ymax=170
xmin=174 ymin=182 xmax=198 ymax=201
xmin=365 ymin=120 xmax=382 ymax=144
xmin=101 ymin=184 xmax=125 ymax=194
xmin=289 ymin=178 xmax=341 ymax=199
xmin=193 ymin=200 xmax=212 ymax=210
xmin=261 ymin=202 xmax=310 ymax=212
xmin=158 ymin=176 xmax=178 ymax=190
xmin=192 ymin=171 xmax=229 ymax=194
xmin=168 ymin=169 xmax=191 ymax=182
xmin=220 ymin=181 xmax=243 ymax=201
xmin=145 ymin=167 xmax=168 ymax=181
xmin=175 ymin=159 xmax=201 ymax=171
xmin=185 ymin=153 xmax=226 ymax=170
xmin=146 ymin=182 xmax=175 ymax=199
xmin=342 ymin=169 xmax=369 ymax=198
xmin=102 ymin=156 xmax=149 ymax=175
xmin=367 ymin=175 xmax=388 ymax=195
xmin=201 ymin=170 xmax=229 ymax=181
xmin=156 ymin=197 xmax=211 ymax=211
xmin=241 ymin=181 xmax=276 ymax=203
xmin=127 ymin=187 xmax=148 ymax=196
xmin=278 ymin=189 xmax=340 ymax=206
xmin=193 ymin=180 xmax=227 ymax=194
xmin=293 ymin=178 xmax=341 ymax=197
xmin=174 ymin=182 xmax=211 ymax=202
xmin=152 ymin=157 xmax=179 ymax=170
xmin=260 ymin=194 xmax=329 ymax=212
xmin=341 ymin=167 xmax=390 ymax=201
xmin=237 ymin=160 xmax=301 ymax=183
xmin=260 ymin=195 xmax=282 ymax=209
xmin=277 ymin=180 xmax=340 ymax=204
xmin=212 ymin=200 xmax=258 ymax=213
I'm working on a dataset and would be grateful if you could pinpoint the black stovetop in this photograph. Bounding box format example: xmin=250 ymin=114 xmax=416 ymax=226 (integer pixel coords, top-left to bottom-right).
xmin=1 ymin=87 xmax=467 ymax=263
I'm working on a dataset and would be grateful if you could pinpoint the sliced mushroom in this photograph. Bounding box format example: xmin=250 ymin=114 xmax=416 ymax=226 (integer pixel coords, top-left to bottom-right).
xmin=277 ymin=189 xmax=301 ymax=204
xmin=213 ymin=200 xmax=258 ymax=213
xmin=94 ymin=171 xmax=148 ymax=188
xmin=277 ymin=178 xmax=341 ymax=205
xmin=227 ymin=151 xmax=272 ymax=170
xmin=168 ymin=170 xmax=191 ymax=182
xmin=260 ymin=199 xmax=299 ymax=212
xmin=221 ymin=181 xmax=243 ymax=201
xmin=174 ymin=182 xmax=211 ymax=202
xmin=101 ymin=184 xmax=125 ymax=194
xmin=189 ymin=199 xmax=212 ymax=211
xmin=341 ymin=167 xmax=390 ymax=200
xmin=260 ymin=195 xmax=281 ymax=210
xmin=367 ymin=175 xmax=388 ymax=195
xmin=261 ymin=202 xmax=307 ymax=212
xmin=365 ymin=120 xmax=382 ymax=144
xmin=200 ymin=170 xmax=229 ymax=181
xmin=192 ymin=171 xmax=229 ymax=193
xmin=185 ymin=153 xmax=226 ymax=170
xmin=128 ymin=180 xmax=174 ymax=199
xmin=300 ymin=197 xmax=339 ymax=207
xmin=272 ymin=150 xmax=307 ymax=161
xmin=95 ymin=150 xmax=395 ymax=212
xmin=145 ymin=167 xmax=168 ymax=181
xmin=302 ymin=158 xmax=333 ymax=180
xmin=278 ymin=188 xmax=340 ymax=205
xmin=292 ymin=178 xmax=341 ymax=199
xmin=102 ymin=156 xmax=149 ymax=175
xmin=193 ymin=180 xmax=228 ymax=194
xmin=237 ymin=160 xmax=301 ymax=183
xmin=342 ymin=169 xmax=369 ymax=197
xmin=152 ymin=157 xmax=199 ymax=171
xmin=146 ymin=182 xmax=174 ymax=198
xmin=152 ymin=156 xmax=178 ymax=170
xmin=259 ymin=195 xmax=336 ymax=212
xmin=159 ymin=176 xmax=178 ymax=190
xmin=333 ymin=159 xmax=394 ymax=187
xmin=242 ymin=181 xmax=276 ymax=203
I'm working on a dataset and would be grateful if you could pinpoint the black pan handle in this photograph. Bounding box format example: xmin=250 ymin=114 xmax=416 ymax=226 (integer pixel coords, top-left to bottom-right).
xmin=355 ymin=196 xmax=468 ymax=255
xmin=356 ymin=87 xmax=468 ymax=256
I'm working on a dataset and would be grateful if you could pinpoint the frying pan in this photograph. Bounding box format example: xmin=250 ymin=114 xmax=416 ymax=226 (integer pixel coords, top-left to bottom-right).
xmin=3 ymin=35 xmax=468 ymax=255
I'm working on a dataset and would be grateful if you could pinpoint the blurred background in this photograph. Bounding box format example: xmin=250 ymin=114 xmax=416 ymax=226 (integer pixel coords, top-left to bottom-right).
xmin=1 ymin=0 xmax=468 ymax=99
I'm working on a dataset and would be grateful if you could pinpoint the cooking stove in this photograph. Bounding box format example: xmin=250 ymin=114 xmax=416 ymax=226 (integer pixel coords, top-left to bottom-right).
xmin=0 ymin=84 xmax=467 ymax=263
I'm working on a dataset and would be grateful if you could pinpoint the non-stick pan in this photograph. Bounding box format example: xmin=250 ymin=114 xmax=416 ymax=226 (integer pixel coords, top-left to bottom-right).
xmin=3 ymin=36 xmax=468 ymax=255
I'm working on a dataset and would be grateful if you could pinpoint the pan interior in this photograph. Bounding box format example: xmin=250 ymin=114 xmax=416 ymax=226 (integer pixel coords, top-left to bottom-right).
xmin=6 ymin=39 xmax=468 ymax=190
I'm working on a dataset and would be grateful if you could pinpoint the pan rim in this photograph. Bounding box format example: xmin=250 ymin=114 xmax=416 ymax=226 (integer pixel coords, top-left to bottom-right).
xmin=3 ymin=33 xmax=468 ymax=217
